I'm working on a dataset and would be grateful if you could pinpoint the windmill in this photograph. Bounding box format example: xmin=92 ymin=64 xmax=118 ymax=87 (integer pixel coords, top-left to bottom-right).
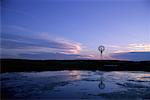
xmin=98 ymin=45 xmax=105 ymax=60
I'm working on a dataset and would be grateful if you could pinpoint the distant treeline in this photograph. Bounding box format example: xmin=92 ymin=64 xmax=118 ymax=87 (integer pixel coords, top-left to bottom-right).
xmin=1 ymin=59 xmax=150 ymax=72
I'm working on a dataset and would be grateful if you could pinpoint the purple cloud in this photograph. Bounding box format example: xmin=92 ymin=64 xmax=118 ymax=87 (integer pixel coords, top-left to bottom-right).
xmin=1 ymin=32 xmax=84 ymax=59
xmin=19 ymin=52 xmax=82 ymax=60
xmin=111 ymin=52 xmax=150 ymax=61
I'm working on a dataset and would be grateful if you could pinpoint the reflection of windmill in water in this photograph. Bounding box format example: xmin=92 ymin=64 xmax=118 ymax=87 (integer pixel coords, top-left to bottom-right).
xmin=98 ymin=72 xmax=105 ymax=89
xmin=96 ymin=71 xmax=106 ymax=89
xmin=98 ymin=45 xmax=105 ymax=60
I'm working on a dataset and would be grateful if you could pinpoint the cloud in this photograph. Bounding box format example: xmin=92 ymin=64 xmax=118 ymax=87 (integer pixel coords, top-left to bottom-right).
xmin=19 ymin=52 xmax=82 ymax=60
xmin=107 ymin=43 xmax=150 ymax=53
xmin=105 ymin=44 xmax=150 ymax=61
xmin=111 ymin=52 xmax=150 ymax=61
xmin=128 ymin=44 xmax=150 ymax=51
xmin=1 ymin=32 xmax=84 ymax=59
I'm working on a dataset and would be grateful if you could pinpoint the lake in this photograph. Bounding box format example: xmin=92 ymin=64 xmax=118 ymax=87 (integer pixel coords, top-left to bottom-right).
xmin=1 ymin=71 xmax=150 ymax=99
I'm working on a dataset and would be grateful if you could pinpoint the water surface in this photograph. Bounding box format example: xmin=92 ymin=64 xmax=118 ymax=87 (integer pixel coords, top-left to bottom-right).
xmin=1 ymin=71 xmax=150 ymax=99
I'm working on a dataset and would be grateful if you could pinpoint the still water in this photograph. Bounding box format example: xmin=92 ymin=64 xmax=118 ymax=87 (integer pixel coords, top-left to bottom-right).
xmin=1 ymin=71 xmax=150 ymax=99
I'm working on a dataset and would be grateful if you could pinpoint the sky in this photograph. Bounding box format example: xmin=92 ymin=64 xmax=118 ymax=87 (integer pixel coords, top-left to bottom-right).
xmin=1 ymin=0 xmax=150 ymax=60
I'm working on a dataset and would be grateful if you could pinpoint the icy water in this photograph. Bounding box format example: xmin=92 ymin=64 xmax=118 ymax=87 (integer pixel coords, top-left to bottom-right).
xmin=1 ymin=71 xmax=150 ymax=99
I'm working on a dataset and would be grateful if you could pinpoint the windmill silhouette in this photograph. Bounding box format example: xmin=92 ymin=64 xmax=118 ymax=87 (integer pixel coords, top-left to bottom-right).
xmin=98 ymin=45 xmax=105 ymax=60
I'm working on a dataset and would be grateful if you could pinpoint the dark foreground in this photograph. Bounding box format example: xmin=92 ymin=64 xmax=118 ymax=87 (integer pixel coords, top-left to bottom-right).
xmin=1 ymin=59 xmax=150 ymax=72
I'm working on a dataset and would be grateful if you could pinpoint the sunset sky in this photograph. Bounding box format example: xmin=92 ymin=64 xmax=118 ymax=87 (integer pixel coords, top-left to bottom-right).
xmin=1 ymin=0 xmax=150 ymax=60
